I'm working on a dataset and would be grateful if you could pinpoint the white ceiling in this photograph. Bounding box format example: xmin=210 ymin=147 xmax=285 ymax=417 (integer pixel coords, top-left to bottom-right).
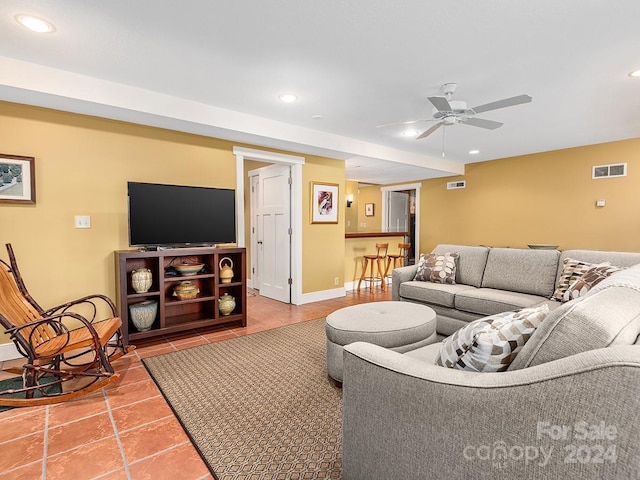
xmin=1 ymin=1 xmax=639 ymax=185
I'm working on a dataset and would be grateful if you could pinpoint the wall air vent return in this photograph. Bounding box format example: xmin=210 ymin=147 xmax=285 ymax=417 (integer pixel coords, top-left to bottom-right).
xmin=447 ymin=180 xmax=466 ymax=190
xmin=592 ymin=163 xmax=627 ymax=179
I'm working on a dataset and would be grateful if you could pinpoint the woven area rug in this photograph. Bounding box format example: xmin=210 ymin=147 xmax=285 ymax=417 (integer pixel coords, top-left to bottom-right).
xmin=143 ymin=318 xmax=342 ymax=479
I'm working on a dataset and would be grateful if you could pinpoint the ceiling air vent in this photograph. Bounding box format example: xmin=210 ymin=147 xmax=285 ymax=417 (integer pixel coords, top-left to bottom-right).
xmin=592 ymin=163 xmax=627 ymax=179
xmin=447 ymin=180 xmax=466 ymax=190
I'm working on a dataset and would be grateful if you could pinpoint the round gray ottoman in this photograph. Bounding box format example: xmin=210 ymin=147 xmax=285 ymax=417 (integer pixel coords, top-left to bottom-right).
xmin=325 ymin=301 xmax=437 ymax=383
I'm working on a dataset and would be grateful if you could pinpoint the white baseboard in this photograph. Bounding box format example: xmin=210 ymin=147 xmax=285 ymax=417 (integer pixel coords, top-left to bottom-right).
xmin=344 ymin=280 xmax=357 ymax=291
xmin=0 ymin=342 xmax=20 ymax=362
xmin=297 ymin=287 xmax=346 ymax=305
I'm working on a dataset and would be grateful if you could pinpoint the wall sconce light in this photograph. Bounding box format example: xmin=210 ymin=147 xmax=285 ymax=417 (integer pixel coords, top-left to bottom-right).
xmin=346 ymin=194 xmax=354 ymax=208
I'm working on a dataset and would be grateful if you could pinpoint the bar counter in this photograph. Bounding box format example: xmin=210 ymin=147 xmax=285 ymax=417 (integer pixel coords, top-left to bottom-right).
xmin=345 ymin=231 xmax=409 ymax=239
xmin=344 ymin=231 xmax=408 ymax=289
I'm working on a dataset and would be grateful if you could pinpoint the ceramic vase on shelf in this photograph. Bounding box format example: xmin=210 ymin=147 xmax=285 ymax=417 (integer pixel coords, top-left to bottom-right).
xmin=219 ymin=293 xmax=236 ymax=316
xmin=131 ymin=268 xmax=152 ymax=293
xmin=219 ymin=257 xmax=234 ymax=284
xmin=129 ymin=300 xmax=158 ymax=332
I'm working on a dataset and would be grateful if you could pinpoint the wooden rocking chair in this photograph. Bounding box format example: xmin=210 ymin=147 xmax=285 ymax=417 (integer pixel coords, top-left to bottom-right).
xmin=0 ymin=243 xmax=134 ymax=407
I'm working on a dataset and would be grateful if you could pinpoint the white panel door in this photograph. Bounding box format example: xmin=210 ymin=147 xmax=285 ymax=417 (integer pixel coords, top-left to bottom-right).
xmin=257 ymin=164 xmax=291 ymax=303
xmin=387 ymin=191 xmax=409 ymax=232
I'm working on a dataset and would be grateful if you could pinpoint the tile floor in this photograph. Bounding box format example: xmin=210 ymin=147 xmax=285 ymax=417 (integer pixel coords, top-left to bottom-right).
xmin=0 ymin=287 xmax=391 ymax=480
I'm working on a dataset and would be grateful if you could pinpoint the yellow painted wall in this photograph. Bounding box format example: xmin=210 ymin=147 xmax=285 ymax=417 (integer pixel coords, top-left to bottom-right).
xmin=0 ymin=101 xmax=346 ymax=344
xmin=303 ymin=156 xmax=346 ymax=292
xmin=420 ymin=139 xmax=640 ymax=253
xmin=356 ymin=185 xmax=383 ymax=231
xmin=345 ymin=180 xmax=358 ymax=232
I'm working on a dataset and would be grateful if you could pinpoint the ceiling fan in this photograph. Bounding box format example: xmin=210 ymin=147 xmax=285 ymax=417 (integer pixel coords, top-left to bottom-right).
xmin=380 ymin=83 xmax=532 ymax=140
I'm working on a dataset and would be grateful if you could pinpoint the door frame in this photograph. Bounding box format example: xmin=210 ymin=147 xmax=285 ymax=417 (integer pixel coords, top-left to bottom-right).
xmin=233 ymin=146 xmax=305 ymax=305
xmin=248 ymin=163 xmax=292 ymax=303
xmin=381 ymin=182 xmax=421 ymax=262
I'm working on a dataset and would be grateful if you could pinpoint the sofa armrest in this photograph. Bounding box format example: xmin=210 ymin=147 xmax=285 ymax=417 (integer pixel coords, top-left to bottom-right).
xmin=343 ymin=342 xmax=640 ymax=479
xmin=392 ymin=265 xmax=418 ymax=300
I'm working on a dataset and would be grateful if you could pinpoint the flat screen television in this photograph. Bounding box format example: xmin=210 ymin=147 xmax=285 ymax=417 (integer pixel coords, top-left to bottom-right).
xmin=127 ymin=182 xmax=236 ymax=248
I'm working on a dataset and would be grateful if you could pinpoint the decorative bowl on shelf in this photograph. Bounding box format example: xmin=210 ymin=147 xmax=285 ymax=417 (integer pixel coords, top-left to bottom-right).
xmin=173 ymin=281 xmax=200 ymax=300
xmin=174 ymin=263 xmax=205 ymax=276
xmin=129 ymin=300 xmax=158 ymax=332
xmin=527 ymin=244 xmax=559 ymax=250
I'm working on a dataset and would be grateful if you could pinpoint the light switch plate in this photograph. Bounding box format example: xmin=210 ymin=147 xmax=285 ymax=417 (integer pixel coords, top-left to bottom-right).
xmin=75 ymin=215 xmax=91 ymax=229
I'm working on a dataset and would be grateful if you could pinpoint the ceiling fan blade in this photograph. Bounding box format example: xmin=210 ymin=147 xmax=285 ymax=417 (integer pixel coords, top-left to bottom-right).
xmin=427 ymin=96 xmax=452 ymax=112
xmin=375 ymin=119 xmax=435 ymax=128
xmin=471 ymin=94 xmax=532 ymax=114
xmin=416 ymin=123 xmax=442 ymax=139
xmin=461 ymin=117 xmax=503 ymax=130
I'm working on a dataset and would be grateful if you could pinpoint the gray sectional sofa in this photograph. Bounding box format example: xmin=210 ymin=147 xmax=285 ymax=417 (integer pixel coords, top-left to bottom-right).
xmin=344 ymin=258 xmax=640 ymax=479
xmin=392 ymin=244 xmax=640 ymax=336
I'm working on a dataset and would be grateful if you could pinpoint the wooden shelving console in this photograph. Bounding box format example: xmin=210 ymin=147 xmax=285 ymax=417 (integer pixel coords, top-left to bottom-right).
xmin=115 ymin=247 xmax=246 ymax=343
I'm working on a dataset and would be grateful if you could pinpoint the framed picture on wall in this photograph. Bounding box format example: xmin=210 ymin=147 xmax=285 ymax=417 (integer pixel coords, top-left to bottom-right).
xmin=0 ymin=154 xmax=36 ymax=205
xmin=365 ymin=203 xmax=375 ymax=216
xmin=311 ymin=182 xmax=339 ymax=224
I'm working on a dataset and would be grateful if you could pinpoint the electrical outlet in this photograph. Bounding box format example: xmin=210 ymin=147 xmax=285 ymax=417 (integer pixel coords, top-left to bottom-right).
xmin=74 ymin=215 xmax=91 ymax=229
xmin=334 ymin=277 xmax=339 ymax=286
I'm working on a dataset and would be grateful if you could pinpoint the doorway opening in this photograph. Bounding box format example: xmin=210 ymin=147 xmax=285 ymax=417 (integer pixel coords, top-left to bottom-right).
xmin=381 ymin=183 xmax=421 ymax=264
xmin=233 ymin=147 xmax=305 ymax=305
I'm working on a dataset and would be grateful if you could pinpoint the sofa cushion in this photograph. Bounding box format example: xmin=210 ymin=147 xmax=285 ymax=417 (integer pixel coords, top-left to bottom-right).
xmin=552 ymin=258 xmax=604 ymax=301
xmin=413 ymin=252 xmax=458 ymax=284
xmin=559 ymin=249 xmax=640 ymax=271
xmin=399 ymin=281 xmax=476 ymax=308
xmin=404 ymin=342 xmax=443 ymax=364
xmin=563 ymin=264 xmax=623 ymax=302
xmin=435 ymin=305 xmax=549 ymax=372
xmin=509 ymin=264 xmax=640 ymax=370
xmin=454 ymin=288 xmax=549 ymax=316
xmin=432 ymin=244 xmax=489 ymax=287
xmin=481 ymin=247 xmax=560 ymax=297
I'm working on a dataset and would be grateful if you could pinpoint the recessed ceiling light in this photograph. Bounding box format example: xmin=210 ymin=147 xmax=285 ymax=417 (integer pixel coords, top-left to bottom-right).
xmin=629 ymin=69 xmax=640 ymax=78
xmin=311 ymin=114 xmax=323 ymax=120
xmin=15 ymin=14 xmax=56 ymax=33
xmin=278 ymin=93 xmax=298 ymax=103
xmin=469 ymin=149 xmax=480 ymax=155
xmin=402 ymin=129 xmax=419 ymax=137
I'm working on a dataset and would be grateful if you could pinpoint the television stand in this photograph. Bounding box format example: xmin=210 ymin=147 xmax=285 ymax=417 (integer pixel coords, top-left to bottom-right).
xmin=115 ymin=247 xmax=246 ymax=343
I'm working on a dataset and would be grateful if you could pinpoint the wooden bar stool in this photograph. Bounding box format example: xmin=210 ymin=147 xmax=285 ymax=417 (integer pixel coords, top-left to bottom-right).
xmin=357 ymin=243 xmax=389 ymax=291
xmin=385 ymin=243 xmax=411 ymax=284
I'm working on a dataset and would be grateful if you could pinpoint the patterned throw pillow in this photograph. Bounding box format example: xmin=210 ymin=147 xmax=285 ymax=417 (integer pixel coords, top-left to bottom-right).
xmin=552 ymin=258 xmax=608 ymax=301
xmin=563 ymin=264 xmax=624 ymax=302
xmin=436 ymin=304 xmax=549 ymax=372
xmin=413 ymin=252 xmax=459 ymax=284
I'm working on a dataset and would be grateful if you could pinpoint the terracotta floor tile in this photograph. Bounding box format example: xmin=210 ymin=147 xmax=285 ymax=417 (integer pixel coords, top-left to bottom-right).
xmin=0 ymin=460 xmax=42 ymax=479
xmin=111 ymin=396 xmax=173 ymax=432
xmin=110 ymin=355 xmax=144 ymax=371
xmin=0 ymin=408 xmax=46 ymax=439
xmin=94 ymin=469 xmax=130 ymax=480
xmin=48 ymin=412 xmax=114 ymax=456
xmin=47 ymin=393 xmax=108 ymax=428
xmin=0 ymin=431 xmax=44 ymax=472
xmin=198 ymin=330 xmax=238 ymax=343
xmin=106 ymin=379 xmax=161 ymax=409
xmin=119 ymin=416 xmax=190 ymax=463
xmin=111 ymin=364 xmax=152 ymax=387
xmin=135 ymin=344 xmax=177 ymax=359
xmin=46 ymin=436 xmax=123 ymax=480
xmin=169 ymin=336 xmax=209 ymax=349
xmin=128 ymin=443 xmax=211 ymax=480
